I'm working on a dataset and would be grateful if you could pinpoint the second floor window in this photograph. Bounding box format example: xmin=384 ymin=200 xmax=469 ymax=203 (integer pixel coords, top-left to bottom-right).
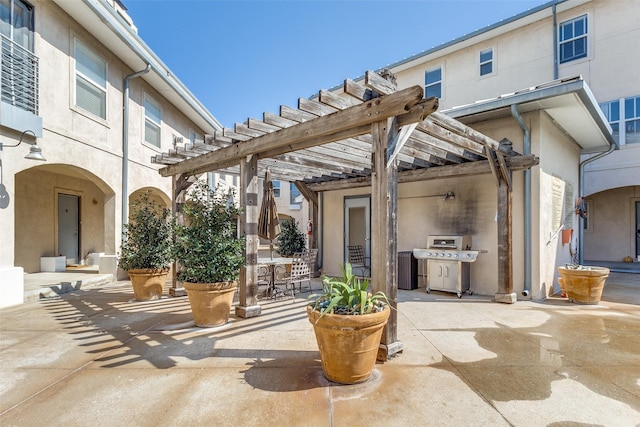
xmin=74 ymin=39 xmax=107 ymax=119
xmin=1 ymin=0 xmax=33 ymax=51
xmin=290 ymin=182 xmax=301 ymax=206
xmin=625 ymin=96 xmax=640 ymax=145
xmin=479 ymin=48 xmax=493 ymax=76
xmin=424 ymin=66 xmax=442 ymax=99
xmin=144 ymin=95 xmax=161 ymax=147
xmin=272 ymin=180 xmax=281 ymax=198
xmin=599 ymin=95 xmax=640 ymax=146
xmin=599 ymin=100 xmax=620 ymax=144
xmin=559 ymin=15 xmax=588 ymax=64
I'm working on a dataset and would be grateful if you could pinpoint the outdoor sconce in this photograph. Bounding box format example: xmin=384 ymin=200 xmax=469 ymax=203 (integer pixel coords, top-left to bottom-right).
xmin=443 ymin=191 xmax=455 ymax=201
xmin=0 ymin=129 xmax=46 ymax=161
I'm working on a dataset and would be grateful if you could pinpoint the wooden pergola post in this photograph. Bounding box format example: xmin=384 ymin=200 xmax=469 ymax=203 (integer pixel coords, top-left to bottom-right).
xmin=492 ymin=140 xmax=516 ymax=303
xmin=236 ymin=154 xmax=261 ymax=318
xmin=371 ymin=118 xmax=403 ymax=361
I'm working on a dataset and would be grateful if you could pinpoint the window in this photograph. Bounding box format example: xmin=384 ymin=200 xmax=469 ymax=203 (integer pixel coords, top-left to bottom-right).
xmin=600 ymin=96 xmax=640 ymax=146
xmin=189 ymin=129 xmax=202 ymax=144
xmin=424 ymin=67 xmax=441 ymax=98
xmin=479 ymin=48 xmax=493 ymax=76
xmin=559 ymin=15 xmax=587 ymax=64
xmin=272 ymin=180 xmax=280 ymax=198
xmin=290 ymin=182 xmax=301 ymax=206
xmin=75 ymin=39 xmax=107 ymax=119
xmin=624 ymin=96 xmax=640 ymax=145
xmin=599 ymin=100 xmax=620 ymax=144
xmin=144 ymin=94 xmax=161 ymax=147
xmin=0 ymin=0 xmax=33 ymax=51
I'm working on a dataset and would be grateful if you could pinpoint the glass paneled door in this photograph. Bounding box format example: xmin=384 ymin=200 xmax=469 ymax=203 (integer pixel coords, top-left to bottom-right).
xmin=344 ymin=196 xmax=370 ymax=268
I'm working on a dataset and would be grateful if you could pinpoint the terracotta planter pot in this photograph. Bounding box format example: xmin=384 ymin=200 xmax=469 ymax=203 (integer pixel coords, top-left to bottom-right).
xmin=184 ymin=281 xmax=237 ymax=327
xmin=306 ymin=305 xmax=390 ymax=384
xmin=127 ymin=268 xmax=169 ymax=301
xmin=557 ymin=266 xmax=610 ymax=305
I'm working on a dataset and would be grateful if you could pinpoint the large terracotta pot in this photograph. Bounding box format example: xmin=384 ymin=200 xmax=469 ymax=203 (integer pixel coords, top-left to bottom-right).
xmin=183 ymin=281 xmax=237 ymax=327
xmin=306 ymin=305 xmax=390 ymax=384
xmin=557 ymin=266 xmax=609 ymax=305
xmin=128 ymin=268 xmax=169 ymax=301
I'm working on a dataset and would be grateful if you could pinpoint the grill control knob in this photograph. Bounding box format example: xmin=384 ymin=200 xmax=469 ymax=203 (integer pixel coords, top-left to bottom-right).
xmin=453 ymin=253 xmax=459 ymax=258
xmin=440 ymin=252 xmax=445 ymax=257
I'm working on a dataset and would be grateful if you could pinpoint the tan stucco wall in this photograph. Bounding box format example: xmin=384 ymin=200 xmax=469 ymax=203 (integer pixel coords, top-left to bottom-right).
xmin=15 ymin=168 xmax=107 ymax=273
xmin=584 ymin=186 xmax=640 ymax=262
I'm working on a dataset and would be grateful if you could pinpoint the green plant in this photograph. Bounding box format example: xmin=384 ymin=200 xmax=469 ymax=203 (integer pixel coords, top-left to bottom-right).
xmin=118 ymin=192 xmax=173 ymax=271
xmin=309 ymin=263 xmax=390 ymax=316
xmin=276 ymin=218 xmax=306 ymax=256
xmin=173 ymin=181 xmax=245 ymax=283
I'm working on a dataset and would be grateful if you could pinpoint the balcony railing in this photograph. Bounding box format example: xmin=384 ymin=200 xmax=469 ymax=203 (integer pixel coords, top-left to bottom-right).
xmin=1 ymin=34 xmax=39 ymax=115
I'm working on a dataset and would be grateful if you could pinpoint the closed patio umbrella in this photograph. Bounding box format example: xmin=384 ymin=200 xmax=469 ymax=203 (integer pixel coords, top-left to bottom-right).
xmin=258 ymin=170 xmax=281 ymax=259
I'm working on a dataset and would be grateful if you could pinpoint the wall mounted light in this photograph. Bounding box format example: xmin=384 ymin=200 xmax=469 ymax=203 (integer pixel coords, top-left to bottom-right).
xmin=0 ymin=130 xmax=46 ymax=161
xmin=443 ymin=191 xmax=455 ymax=201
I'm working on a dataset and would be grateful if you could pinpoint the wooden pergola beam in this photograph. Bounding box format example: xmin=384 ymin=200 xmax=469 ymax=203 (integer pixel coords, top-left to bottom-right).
xmin=306 ymin=154 xmax=539 ymax=192
xmin=159 ymin=86 xmax=425 ymax=178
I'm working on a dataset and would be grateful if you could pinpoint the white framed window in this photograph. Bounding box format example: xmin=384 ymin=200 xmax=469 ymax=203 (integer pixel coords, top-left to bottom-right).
xmin=599 ymin=100 xmax=620 ymax=144
xmin=289 ymin=182 xmax=301 ymax=206
xmin=600 ymin=95 xmax=640 ymax=146
xmin=479 ymin=48 xmax=493 ymax=76
xmin=188 ymin=129 xmax=202 ymax=144
xmin=272 ymin=180 xmax=281 ymax=198
xmin=559 ymin=14 xmax=588 ymax=64
xmin=1 ymin=0 xmax=34 ymax=51
xmin=624 ymin=95 xmax=640 ymax=145
xmin=424 ymin=66 xmax=442 ymax=99
xmin=144 ymin=94 xmax=161 ymax=147
xmin=74 ymin=39 xmax=107 ymax=119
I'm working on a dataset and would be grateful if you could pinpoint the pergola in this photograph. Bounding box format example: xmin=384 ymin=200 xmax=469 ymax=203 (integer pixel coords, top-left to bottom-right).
xmin=153 ymin=70 xmax=538 ymax=360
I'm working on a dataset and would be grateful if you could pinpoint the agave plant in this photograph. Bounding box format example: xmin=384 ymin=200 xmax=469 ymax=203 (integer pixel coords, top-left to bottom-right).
xmin=309 ymin=262 xmax=390 ymax=316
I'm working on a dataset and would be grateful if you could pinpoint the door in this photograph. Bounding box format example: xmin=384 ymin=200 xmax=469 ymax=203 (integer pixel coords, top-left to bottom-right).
xmin=344 ymin=196 xmax=370 ymax=267
xmin=58 ymin=194 xmax=80 ymax=265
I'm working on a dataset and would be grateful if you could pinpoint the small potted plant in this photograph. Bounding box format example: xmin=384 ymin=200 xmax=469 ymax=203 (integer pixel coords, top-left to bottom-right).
xmin=276 ymin=218 xmax=306 ymax=257
xmin=173 ymin=181 xmax=245 ymax=327
xmin=307 ymin=263 xmax=391 ymax=384
xmin=118 ymin=192 xmax=173 ymax=301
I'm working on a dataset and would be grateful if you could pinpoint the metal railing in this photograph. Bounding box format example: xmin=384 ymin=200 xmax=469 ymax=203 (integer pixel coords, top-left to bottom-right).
xmin=1 ymin=34 xmax=39 ymax=115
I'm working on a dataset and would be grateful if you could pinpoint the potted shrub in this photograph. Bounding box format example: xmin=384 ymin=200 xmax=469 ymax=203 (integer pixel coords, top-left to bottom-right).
xmin=118 ymin=192 xmax=173 ymax=301
xmin=276 ymin=218 xmax=306 ymax=257
xmin=558 ymin=264 xmax=610 ymax=305
xmin=307 ymin=263 xmax=391 ymax=384
xmin=173 ymin=181 xmax=245 ymax=327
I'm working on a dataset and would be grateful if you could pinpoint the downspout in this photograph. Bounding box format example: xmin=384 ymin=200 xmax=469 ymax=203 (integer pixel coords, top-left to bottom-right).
xmin=578 ymin=143 xmax=616 ymax=264
xmin=511 ymin=104 xmax=531 ymax=297
xmin=552 ymin=1 xmax=558 ymax=80
xmin=122 ymin=64 xmax=151 ymax=239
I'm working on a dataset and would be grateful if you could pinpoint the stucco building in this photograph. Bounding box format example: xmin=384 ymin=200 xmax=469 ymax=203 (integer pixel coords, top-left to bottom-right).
xmin=316 ymin=0 xmax=637 ymax=300
xmin=0 ymin=0 xmax=223 ymax=307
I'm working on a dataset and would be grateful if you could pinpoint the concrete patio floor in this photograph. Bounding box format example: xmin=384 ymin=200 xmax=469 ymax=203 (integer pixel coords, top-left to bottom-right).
xmin=1 ymin=273 xmax=639 ymax=426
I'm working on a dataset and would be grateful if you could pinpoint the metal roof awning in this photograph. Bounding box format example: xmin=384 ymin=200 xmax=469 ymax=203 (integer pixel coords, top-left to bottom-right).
xmin=446 ymin=76 xmax=617 ymax=154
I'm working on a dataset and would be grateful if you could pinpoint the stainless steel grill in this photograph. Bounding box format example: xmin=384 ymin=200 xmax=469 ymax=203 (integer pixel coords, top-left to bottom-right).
xmin=413 ymin=235 xmax=483 ymax=298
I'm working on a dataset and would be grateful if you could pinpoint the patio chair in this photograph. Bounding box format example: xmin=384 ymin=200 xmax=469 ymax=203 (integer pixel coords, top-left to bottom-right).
xmin=347 ymin=245 xmax=370 ymax=279
xmin=272 ymin=264 xmax=295 ymax=301
xmin=285 ymin=252 xmax=313 ymax=293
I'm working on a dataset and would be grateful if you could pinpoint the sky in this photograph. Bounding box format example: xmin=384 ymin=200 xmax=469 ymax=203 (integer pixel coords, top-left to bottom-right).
xmin=124 ymin=0 xmax=548 ymax=128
